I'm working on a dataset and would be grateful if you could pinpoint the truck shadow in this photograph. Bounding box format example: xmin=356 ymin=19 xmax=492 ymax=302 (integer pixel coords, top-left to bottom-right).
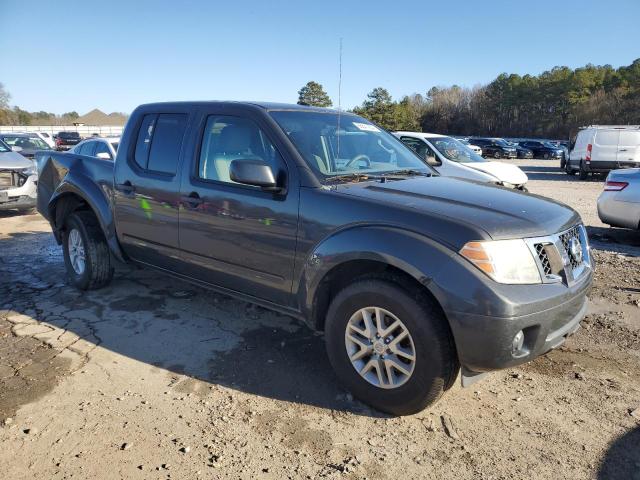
xmin=0 ymin=231 xmax=384 ymax=417
xmin=597 ymin=426 xmax=640 ymax=479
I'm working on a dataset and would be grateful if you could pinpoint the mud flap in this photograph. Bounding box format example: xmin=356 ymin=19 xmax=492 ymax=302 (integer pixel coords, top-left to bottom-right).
xmin=461 ymin=366 xmax=489 ymax=387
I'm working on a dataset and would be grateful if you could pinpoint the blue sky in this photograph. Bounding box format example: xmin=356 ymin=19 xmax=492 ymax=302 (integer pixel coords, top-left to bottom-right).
xmin=2 ymin=0 xmax=639 ymax=115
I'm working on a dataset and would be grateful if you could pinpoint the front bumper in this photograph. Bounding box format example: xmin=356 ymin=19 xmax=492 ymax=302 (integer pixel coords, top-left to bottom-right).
xmin=448 ymin=276 xmax=591 ymax=372
xmin=0 ymin=174 xmax=38 ymax=210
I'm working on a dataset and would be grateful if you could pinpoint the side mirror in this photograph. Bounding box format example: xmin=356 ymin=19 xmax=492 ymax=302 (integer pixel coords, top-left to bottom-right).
xmin=229 ymin=159 xmax=280 ymax=191
xmin=426 ymin=154 xmax=441 ymax=167
xmin=96 ymin=152 xmax=112 ymax=160
xmin=11 ymin=146 xmax=23 ymax=153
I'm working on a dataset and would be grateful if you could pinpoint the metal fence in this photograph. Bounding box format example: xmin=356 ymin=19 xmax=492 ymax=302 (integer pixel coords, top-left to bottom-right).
xmin=0 ymin=125 xmax=124 ymax=138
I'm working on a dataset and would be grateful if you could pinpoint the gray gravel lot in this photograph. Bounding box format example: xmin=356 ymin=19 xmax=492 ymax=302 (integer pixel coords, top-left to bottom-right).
xmin=0 ymin=162 xmax=638 ymax=479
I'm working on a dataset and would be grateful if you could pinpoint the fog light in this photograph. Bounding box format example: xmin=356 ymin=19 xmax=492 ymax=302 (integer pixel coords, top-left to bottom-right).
xmin=512 ymin=330 xmax=525 ymax=354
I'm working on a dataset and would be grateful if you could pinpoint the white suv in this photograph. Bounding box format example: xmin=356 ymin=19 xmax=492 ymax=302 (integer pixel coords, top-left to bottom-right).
xmin=0 ymin=139 xmax=38 ymax=213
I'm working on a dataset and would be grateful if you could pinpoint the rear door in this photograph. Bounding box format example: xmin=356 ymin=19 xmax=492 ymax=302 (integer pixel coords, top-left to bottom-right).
xmin=113 ymin=111 xmax=190 ymax=269
xmin=177 ymin=107 xmax=299 ymax=306
xmin=593 ymin=130 xmax=619 ymax=167
xmin=617 ymin=130 xmax=640 ymax=165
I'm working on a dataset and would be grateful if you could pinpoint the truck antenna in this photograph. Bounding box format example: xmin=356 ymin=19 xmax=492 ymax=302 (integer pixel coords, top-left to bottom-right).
xmin=336 ymin=37 xmax=343 ymax=160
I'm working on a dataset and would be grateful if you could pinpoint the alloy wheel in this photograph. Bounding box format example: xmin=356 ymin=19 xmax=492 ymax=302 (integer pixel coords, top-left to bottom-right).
xmin=344 ymin=307 xmax=416 ymax=389
xmin=68 ymin=228 xmax=86 ymax=275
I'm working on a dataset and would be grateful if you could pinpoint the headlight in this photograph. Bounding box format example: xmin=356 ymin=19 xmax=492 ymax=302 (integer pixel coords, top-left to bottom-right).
xmin=460 ymin=239 xmax=541 ymax=284
xmin=22 ymin=161 xmax=37 ymax=176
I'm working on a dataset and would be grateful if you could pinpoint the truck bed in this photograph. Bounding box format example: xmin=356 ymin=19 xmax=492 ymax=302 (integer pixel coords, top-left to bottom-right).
xmin=36 ymin=151 xmax=115 ymax=223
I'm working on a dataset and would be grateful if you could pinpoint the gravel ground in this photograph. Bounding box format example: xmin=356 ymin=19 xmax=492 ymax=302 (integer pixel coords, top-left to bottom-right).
xmin=0 ymin=161 xmax=639 ymax=479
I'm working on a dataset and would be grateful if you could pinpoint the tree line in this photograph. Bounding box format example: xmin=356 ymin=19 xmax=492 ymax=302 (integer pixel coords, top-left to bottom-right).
xmin=298 ymin=58 xmax=640 ymax=139
xmin=0 ymin=84 xmax=81 ymax=125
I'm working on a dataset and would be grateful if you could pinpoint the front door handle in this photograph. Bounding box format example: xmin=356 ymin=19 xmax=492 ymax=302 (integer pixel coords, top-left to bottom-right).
xmin=115 ymin=180 xmax=135 ymax=195
xmin=618 ymin=148 xmax=627 ymax=152
xmin=181 ymin=191 xmax=203 ymax=208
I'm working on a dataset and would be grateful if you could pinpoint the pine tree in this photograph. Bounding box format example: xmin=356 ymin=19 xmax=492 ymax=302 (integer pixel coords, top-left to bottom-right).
xmin=297 ymin=81 xmax=333 ymax=107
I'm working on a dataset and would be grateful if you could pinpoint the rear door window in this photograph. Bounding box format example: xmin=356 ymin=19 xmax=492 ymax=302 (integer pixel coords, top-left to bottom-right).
xmin=134 ymin=114 xmax=157 ymax=169
xmin=147 ymin=114 xmax=188 ymax=174
xmin=133 ymin=113 xmax=188 ymax=174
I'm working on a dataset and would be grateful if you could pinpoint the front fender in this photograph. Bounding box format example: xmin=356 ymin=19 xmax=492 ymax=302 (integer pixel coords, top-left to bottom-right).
xmin=297 ymin=225 xmax=459 ymax=325
xmin=49 ymin=175 xmax=125 ymax=262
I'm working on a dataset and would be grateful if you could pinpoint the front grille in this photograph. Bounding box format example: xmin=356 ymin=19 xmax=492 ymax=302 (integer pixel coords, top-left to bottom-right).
xmin=0 ymin=170 xmax=27 ymax=190
xmin=0 ymin=171 xmax=15 ymax=189
xmin=559 ymin=225 xmax=582 ymax=270
xmin=534 ymin=243 xmax=553 ymax=276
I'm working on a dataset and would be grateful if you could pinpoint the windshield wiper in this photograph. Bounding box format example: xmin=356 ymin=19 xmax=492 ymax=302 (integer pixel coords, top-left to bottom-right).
xmin=380 ymin=169 xmax=433 ymax=177
xmin=324 ymin=173 xmax=383 ymax=183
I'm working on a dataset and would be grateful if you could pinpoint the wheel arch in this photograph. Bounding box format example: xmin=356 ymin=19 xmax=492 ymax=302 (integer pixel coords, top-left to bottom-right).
xmin=297 ymin=226 xmax=458 ymax=333
xmin=48 ymin=182 xmax=126 ymax=262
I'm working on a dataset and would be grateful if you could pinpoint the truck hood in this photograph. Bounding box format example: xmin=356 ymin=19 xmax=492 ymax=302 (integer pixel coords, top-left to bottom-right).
xmin=0 ymin=150 xmax=33 ymax=169
xmin=463 ymin=161 xmax=528 ymax=186
xmin=335 ymin=176 xmax=580 ymax=240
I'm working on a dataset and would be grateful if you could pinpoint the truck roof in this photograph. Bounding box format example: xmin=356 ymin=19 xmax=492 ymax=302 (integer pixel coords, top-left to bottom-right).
xmin=135 ymin=101 xmax=341 ymax=114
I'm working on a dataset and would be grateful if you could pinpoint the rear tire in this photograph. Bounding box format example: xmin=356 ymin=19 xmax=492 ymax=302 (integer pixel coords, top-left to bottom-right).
xmin=543 ymin=152 xmax=550 ymax=159
xmin=62 ymin=211 xmax=114 ymax=290
xmin=578 ymin=161 xmax=588 ymax=180
xmin=560 ymin=156 xmax=566 ymax=169
xmin=325 ymin=279 xmax=458 ymax=415
xmin=493 ymin=151 xmax=501 ymax=159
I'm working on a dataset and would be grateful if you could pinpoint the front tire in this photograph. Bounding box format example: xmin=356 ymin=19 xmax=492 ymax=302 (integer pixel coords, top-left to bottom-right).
xmin=325 ymin=279 xmax=458 ymax=415
xmin=62 ymin=211 xmax=114 ymax=290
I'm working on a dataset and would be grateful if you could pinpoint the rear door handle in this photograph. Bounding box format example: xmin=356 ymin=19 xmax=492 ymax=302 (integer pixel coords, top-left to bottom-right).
xmin=181 ymin=191 xmax=203 ymax=208
xmin=115 ymin=180 xmax=135 ymax=194
xmin=618 ymin=148 xmax=627 ymax=152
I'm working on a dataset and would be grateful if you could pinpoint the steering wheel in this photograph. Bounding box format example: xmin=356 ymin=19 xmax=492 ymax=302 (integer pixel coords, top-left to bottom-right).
xmin=344 ymin=154 xmax=371 ymax=169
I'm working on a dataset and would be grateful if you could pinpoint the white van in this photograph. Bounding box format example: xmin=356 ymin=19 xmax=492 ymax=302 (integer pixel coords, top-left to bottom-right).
xmin=395 ymin=132 xmax=528 ymax=190
xmin=567 ymin=125 xmax=640 ymax=179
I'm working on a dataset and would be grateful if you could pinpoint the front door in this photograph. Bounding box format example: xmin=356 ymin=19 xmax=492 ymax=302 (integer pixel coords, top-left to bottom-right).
xmin=178 ymin=110 xmax=299 ymax=306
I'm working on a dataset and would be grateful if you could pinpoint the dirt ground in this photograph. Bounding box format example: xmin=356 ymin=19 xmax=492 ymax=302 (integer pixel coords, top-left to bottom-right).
xmin=0 ymin=160 xmax=639 ymax=479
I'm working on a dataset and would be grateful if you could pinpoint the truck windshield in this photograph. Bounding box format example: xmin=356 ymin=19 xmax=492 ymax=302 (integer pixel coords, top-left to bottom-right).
xmin=0 ymin=140 xmax=9 ymax=153
xmin=427 ymin=136 xmax=487 ymax=163
xmin=269 ymin=111 xmax=434 ymax=178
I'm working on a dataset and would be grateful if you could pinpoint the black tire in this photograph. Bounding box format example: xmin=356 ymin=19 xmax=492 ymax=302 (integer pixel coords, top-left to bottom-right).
xmin=560 ymin=156 xmax=566 ymax=169
xmin=17 ymin=207 xmax=37 ymax=215
xmin=325 ymin=279 xmax=458 ymax=415
xmin=565 ymin=159 xmax=573 ymax=175
xmin=578 ymin=161 xmax=588 ymax=180
xmin=493 ymin=151 xmax=501 ymax=159
xmin=62 ymin=211 xmax=114 ymax=290
xmin=543 ymin=152 xmax=550 ymax=159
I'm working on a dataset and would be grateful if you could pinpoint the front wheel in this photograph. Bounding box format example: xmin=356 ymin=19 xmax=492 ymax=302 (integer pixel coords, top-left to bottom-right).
xmin=62 ymin=211 xmax=114 ymax=290
xmin=325 ymin=279 xmax=458 ymax=415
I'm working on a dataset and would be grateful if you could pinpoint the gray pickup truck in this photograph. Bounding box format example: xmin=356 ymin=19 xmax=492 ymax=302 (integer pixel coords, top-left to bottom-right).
xmin=36 ymin=102 xmax=593 ymax=415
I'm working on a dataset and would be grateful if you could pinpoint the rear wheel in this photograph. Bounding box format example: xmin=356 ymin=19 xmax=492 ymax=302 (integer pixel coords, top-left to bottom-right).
xmin=543 ymin=152 xmax=550 ymax=159
xmin=493 ymin=151 xmax=501 ymax=159
xmin=578 ymin=161 xmax=588 ymax=180
xmin=325 ymin=279 xmax=458 ymax=415
xmin=62 ymin=211 xmax=114 ymax=290
xmin=560 ymin=156 xmax=566 ymax=169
